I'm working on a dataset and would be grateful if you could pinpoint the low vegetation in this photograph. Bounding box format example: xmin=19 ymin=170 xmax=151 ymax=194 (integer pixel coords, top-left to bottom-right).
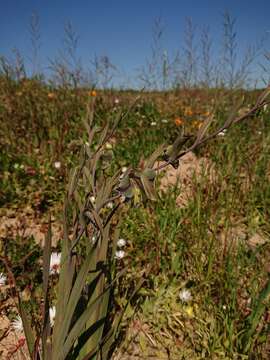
xmin=0 ymin=75 xmax=270 ymax=359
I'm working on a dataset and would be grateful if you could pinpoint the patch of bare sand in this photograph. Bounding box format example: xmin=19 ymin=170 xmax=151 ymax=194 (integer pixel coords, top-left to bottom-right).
xmin=217 ymin=221 xmax=268 ymax=251
xmin=156 ymin=152 xmax=216 ymax=208
xmin=0 ymin=206 xmax=62 ymax=247
xmin=113 ymin=318 xmax=172 ymax=360
xmin=0 ymin=315 xmax=29 ymax=359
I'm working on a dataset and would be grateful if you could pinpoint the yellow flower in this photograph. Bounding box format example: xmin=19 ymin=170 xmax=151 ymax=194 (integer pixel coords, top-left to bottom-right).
xmin=184 ymin=305 xmax=194 ymax=317
xmin=175 ymin=117 xmax=184 ymax=126
xmin=105 ymin=142 xmax=113 ymax=150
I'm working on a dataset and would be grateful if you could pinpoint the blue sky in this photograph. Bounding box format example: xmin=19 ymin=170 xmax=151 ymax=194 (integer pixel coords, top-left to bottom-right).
xmin=1 ymin=0 xmax=269 ymax=86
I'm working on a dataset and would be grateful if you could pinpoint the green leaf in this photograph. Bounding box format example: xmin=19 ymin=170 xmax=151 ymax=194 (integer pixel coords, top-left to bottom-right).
xmin=98 ymin=275 xmax=146 ymax=360
xmin=58 ymin=246 xmax=97 ymax=350
xmin=140 ymin=173 xmax=157 ymax=201
xmin=118 ymin=175 xmax=130 ymax=193
xmin=61 ymin=269 xmax=126 ymax=359
xmin=78 ymin=285 xmax=110 ymax=359
xmin=142 ymin=168 xmax=156 ymax=181
xmin=163 ymin=135 xmax=192 ymax=165
xmin=18 ymin=300 xmax=36 ymax=358
xmin=42 ymin=216 xmax=52 ymax=359
xmin=52 ymin=199 xmax=76 ymax=359
xmin=68 ymin=167 xmax=79 ymax=199
xmin=144 ymin=144 xmax=166 ymax=168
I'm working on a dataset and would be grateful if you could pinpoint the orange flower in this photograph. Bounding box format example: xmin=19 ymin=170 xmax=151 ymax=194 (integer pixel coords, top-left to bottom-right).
xmin=193 ymin=120 xmax=203 ymax=128
xmin=89 ymin=90 xmax=97 ymax=97
xmin=175 ymin=117 xmax=184 ymax=126
xmin=184 ymin=107 xmax=193 ymax=116
xmin=48 ymin=92 xmax=56 ymax=99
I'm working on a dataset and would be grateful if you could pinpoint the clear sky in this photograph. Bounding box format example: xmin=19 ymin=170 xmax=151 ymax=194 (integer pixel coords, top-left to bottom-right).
xmin=1 ymin=0 xmax=269 ymax=87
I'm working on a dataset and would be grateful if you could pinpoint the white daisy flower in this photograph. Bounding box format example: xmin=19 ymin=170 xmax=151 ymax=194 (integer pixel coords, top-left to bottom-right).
xmin=49 ymin=306 xmax=56 ymax=327
xmin=161 ymin=119 xmax=168 ymax=124
xmin=117 ymin=238 xmax=126 ymax=248
xmin=91 ymin=235 xmax=97 ymax=245
xmin=115 ymin=250 xmax=125 ymax=260
xmin=107 ymin=202 xmax=114 ymax=209
xmin=11 ymin=315 xmax=23 ymax=332
xmin=121 ymin=166 xmax=128 ymax=173
xmin=114 ymin=98 xmax=120 ymax=104
xmin=90 ymin=196 xmax=96 ymax=204
xmin=179 ymin=289 xmax=192 ymax=303
xmin=50 ymin=253 xmax=61 ymax=274
xmin=120 ymin=195 xmax=126 ymax=203
xmin=150 ymin=122 xmax=157 ymax=126
xmin=0 ymin=273 xmax=7 ymax=286
xmin=218 ymin=129 xmax=227 ymax=136
xmin=54 ymin=161 xmax=61 ymax=169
